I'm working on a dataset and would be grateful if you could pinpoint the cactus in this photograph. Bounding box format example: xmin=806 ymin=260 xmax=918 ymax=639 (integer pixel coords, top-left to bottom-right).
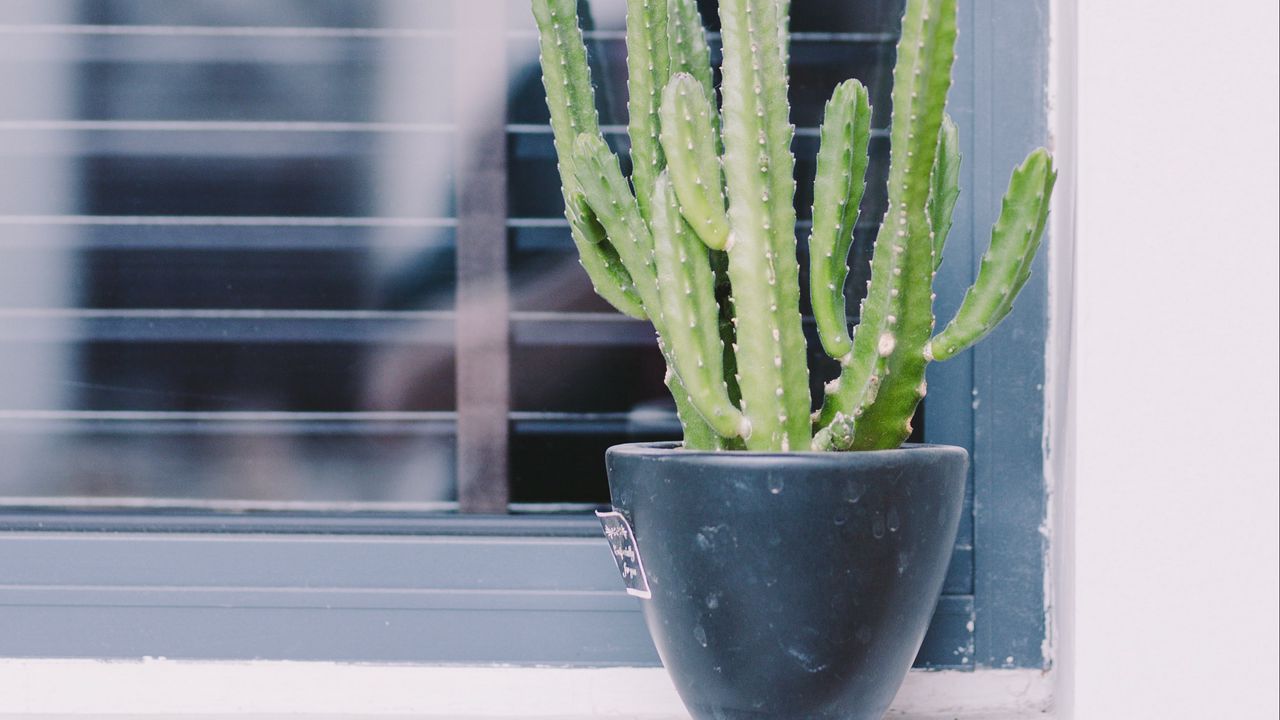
xmin=532 ymin=0 xmax=1055 ymax=452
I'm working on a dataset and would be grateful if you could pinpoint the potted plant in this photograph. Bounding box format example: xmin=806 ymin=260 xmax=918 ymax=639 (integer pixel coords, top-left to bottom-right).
xmin=532 ymin=0 xmax=1055 ymax=717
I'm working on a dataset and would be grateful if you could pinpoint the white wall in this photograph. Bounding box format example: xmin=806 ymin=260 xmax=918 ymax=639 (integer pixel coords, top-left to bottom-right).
xmin=1069 ymin=1 xmax=1279 ymax=718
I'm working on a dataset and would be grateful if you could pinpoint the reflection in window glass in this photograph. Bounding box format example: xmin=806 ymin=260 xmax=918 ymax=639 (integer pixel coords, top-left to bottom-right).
xmin=0 ymin=0 xmax=900 ymax=507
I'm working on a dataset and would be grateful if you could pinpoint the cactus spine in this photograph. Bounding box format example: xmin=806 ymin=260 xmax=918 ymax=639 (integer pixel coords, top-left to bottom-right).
xmin=532 ymin=0 xmax=1055 ymax=452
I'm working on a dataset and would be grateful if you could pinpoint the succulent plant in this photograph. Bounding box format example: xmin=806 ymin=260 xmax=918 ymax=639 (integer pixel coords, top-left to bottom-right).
xmin=532 ymin=0 xmax=1055 ymax=452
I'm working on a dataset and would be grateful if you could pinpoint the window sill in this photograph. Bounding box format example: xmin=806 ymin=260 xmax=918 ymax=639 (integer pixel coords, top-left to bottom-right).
xmin=0 ymin=660 xmax=1052 ymax=718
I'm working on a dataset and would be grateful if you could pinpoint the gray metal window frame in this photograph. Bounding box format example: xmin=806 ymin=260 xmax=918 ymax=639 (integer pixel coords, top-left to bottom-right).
xmin=0 ymin=0 xmax=1050 ymax=669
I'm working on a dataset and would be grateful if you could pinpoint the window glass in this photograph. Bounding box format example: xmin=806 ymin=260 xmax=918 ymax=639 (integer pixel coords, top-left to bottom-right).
xmin=0 ymin=0 xmax=904 ymax=507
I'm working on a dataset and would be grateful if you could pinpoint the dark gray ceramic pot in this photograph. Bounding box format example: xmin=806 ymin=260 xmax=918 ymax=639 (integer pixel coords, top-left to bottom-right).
xmin=602 ymin=441 xmax=967 ymax=720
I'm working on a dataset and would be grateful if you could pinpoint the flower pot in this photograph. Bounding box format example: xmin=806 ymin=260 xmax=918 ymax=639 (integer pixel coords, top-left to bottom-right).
xmin=601 ymin=442 xmax=968 ymax=720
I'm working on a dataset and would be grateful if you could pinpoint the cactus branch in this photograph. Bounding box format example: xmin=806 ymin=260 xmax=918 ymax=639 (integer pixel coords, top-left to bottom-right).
xmin=667 ymin=0 xmax=722 ymax=160
xmin=808 ymin=79 xmax=873 ymax=359
xmin=572 ymin=134 xmax=725 ymax=448
xmin=815 ymin=0 xmax=958 ymax=450
xmin=719 ymin=0 xmax=810 ymax=451
xmin=667 ymin=0 xmax=716 ymax=110
xmin=928 ymin=113 xmax=962 ymax=271
xmin=533 ymin=0 xmax=647 ymax=319
xmin=711 ymin=250 xmax=744 ymax=442
xmin=626 ymin=0 xmax=670 ymax=220
xmin=929 ymin=149 xmax=1056 ymax=362
xmin=660 ymin=74 xmax=731 ymax=250
xmin=568 ymin=195 xmax=648 ymax=318
xmin=652 ymin=171 xmax=750 ymax=439
xmin=531 ymin=0 xmax=600 ymax=145
xmin=811 ymin=411 xmax=857 ymax=452
xmin=571 ymin=134 xmax=660 ymax=308
xmin=845 ymin=0 xmax=958 ymax=450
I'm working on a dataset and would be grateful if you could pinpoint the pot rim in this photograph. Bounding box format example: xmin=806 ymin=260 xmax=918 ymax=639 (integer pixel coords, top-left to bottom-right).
xmin=607 ymin=440 xmax=968 ymax=465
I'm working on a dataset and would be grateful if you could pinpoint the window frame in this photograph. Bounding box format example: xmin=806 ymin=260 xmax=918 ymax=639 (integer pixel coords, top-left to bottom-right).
xmin=0 ymin=0 xmax=1052 ymax=669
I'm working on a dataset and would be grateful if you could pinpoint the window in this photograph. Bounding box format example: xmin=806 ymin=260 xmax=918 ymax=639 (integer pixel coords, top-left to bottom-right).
xmin=0 ymin=0 xmax=1051 ymax=669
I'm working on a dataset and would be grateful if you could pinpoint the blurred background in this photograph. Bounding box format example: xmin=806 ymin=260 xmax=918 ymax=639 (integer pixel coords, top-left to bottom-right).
xmin=0 ymin=0 xmax=907 ymax=508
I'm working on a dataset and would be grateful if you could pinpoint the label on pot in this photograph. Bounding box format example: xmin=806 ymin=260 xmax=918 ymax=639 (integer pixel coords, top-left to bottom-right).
xmin=595 ymin=509 xmax=651 ymax=599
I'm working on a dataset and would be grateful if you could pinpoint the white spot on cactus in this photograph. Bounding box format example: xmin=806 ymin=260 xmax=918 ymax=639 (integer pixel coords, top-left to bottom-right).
xmin=917 ymin=380 xmax=928 ymax=397
xmin=923 ymin=342 xmax=935 ymax=362
xmin=877 ymin=332 xmax=896 ymax=356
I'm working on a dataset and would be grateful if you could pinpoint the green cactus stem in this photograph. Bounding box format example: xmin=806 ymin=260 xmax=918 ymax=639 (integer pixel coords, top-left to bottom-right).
xmin=652 ymin=171 xmax=750 ymax=439
xmin=626 ymin=0 xmax=670 ymax=220
xmin=929 ymin=113 xmax=962 ymax=270
xmin=660 ymin=74 xmax=731 ymax=250
xmin=811 ymin=411 xmax=856 ymax=452
xmin=667 ymin=0 xmax=721 ymax=161
xmin=571 ymin=134 xmax=660 ymax=309
xmin=573 ymin=133 xmax=727 ymax=449
xmin=929 ymin=149 xmax=1057 ymax=362
xmin=533 ymin=0 xmax=648 ymax=319
xmin=566 ymin=194 xmax=648 ymax=319
xmin=719 ymin=0 xmax=810 ymax=451
xmin=931 ymin=113 xmax=962 ymax=270
xmin=667 ymin=0 xmax=716 ymax=110
xmin=808 ymin=79 xmax=873 ymax=359
xmin=815 ymin=0 xmax=958 ymax=450
xmin=661 ymin=337 xmax=723 ymax=450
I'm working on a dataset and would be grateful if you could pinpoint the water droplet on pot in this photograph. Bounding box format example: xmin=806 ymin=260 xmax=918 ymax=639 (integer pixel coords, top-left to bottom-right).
xmin=833 ymin=509 xmax=848 ymax=526
xmin=872 ymin=514 xmax=886 ymax=539
xmin=705 ymin=592 xmax=721 ymax=610
xmin=694 ymin=624 xmax=708 ymax=648
xmin=887 ymin=507 xmax=901 ymax=532
xmin=844 ymin=479 xmax=866 ymax=504
xmin=767 ymin=475 xmax=784 ymax=494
